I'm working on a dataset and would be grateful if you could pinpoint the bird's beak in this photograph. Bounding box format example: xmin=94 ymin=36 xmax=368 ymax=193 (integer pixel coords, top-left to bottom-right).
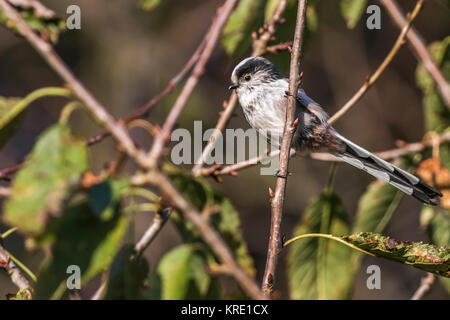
xmin=228 ymin=83 xmax=238 ymax=90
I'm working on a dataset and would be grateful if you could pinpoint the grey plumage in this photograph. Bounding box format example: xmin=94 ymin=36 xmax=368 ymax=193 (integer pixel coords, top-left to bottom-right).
xmin=230 ymin=57 xmax=442 ymax=205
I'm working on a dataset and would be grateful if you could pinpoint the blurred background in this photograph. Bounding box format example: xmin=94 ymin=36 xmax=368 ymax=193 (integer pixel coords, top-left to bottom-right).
xmin=0 ymin=0 xmax=449 ymax=299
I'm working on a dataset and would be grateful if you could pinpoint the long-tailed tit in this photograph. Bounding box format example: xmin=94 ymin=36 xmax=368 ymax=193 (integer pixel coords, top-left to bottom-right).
xmin=229 ymin=57 xmax=442 ymax=205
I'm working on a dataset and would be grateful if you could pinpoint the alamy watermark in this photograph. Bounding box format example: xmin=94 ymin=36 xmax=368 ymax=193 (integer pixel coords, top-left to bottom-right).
xmin=171 ymin=121 xmax=281 ymax=175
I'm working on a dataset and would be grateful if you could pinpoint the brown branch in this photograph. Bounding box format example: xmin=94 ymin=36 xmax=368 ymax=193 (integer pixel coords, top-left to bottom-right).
xmin=380 ymin=0 xmax=450 ymax=110
xmin=261 ymin=0 xmax=308 ymax=297
xmin=146 ymin=0 xmax=239 ymax=168
xmin=131 ymin=170 xmax=266 ymax=300
xmin=0 ymin=244 xmax=32 ymax=294
xmin=0 ymin=0 xmax=145 ymax=167
xmin=328 ymin=0 xmax=424 ymax=124
xmin=134 ymin=208 xmax=171 ymax=255
xmin=411 ymin=273 xmax=436 ymax=300
xmin=192 ymin=0 xmax=289 ymax=176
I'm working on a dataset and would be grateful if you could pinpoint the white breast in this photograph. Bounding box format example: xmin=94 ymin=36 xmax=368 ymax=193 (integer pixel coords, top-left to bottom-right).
xmin=237 ymin=79 xmax=289 ymax=147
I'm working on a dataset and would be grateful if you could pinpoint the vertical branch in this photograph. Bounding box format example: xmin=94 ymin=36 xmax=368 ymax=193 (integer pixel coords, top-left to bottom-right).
xmin=379 ymin=0 xmax=450 ymax=110
xmin=261 ymin=0 xmax=308 ymax=297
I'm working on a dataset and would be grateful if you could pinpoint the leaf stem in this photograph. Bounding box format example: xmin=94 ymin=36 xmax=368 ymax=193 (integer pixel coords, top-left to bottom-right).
xmin=0 ymin=87 xmax=73 ymax=130
xmin=283 ymin=233 xmax=375 ymax=257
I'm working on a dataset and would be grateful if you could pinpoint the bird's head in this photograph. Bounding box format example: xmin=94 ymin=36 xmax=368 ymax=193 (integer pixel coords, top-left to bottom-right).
xmin=229 ymin=57 xmax=284 ymax=93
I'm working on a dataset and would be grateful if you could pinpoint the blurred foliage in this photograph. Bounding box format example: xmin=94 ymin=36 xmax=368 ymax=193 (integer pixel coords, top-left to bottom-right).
xmin=0 ymin=2 xmax=65 ymax=43
xmin=416 ymin=36 xmax=450 ymax=169
xmin=340 ymin=0 xmax=367 ymax=29
xmin=352 ymin=182 xmax=401 ymax=235
xmin=4 ymin=124 xmax=87 ymax=236
xmin=0 ymin=96 xmax=23 ymax=149
xmin=221 ymin=0 xmax=267 ymax=56
xmin=163 ymin=163 xmax=256 ymax=277
xmin=138 ymin=0 xmax=161 ymax=11
xmin=147 ymin=244 xmax=219 ymax=299
xmin=34 ymin=178 xmax=130 ymax=299
xmin=288 ymin=191 xmax=354 ymax=299
xmin=421 ymin=207 xmax=450 ymax=293
xmin=105 ymin=244 xmax=149 ymax=299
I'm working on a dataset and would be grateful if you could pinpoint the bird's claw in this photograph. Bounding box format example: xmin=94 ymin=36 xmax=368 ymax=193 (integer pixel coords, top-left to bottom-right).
xmin=274 ymin=170 xmax=291 ymax=179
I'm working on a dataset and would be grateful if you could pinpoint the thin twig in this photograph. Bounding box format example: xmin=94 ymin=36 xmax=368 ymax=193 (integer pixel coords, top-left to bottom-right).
xmin=380 ymin=0 xmax=450 ymax=111
xmin=131 ymin=170 xmax=266 ymax=300
xmin=134 ymin=209 xmax=171 ymax=255
xmin=0 ymin=244 xmax=32 ymax=294
xmin=146 ymin=0 xmax=239 ymax=168
xmin=86 ymin=36 xmax=208 ymax=146
xmin=0 ymin=186 xmax=11 ymax=197
xmin=192 ymin=0 xmax=289 ymax=176
xmin=328 ymin=0 xmax=424 ymax=124
xmin=411 ymin=273 xmax=436 ymax=300
xmin=0 ymin=0 xmax=146 ymax=167
xmin=261 ymin=0 xmax=308 ymax=297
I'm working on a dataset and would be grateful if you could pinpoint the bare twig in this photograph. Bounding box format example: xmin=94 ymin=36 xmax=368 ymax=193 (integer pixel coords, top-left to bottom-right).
xmin=131 ymin=170 xmax=266 ymax=300
xmin=0 ymin=186 xmax=11 ymax=197
xmin=0 ymin=244 xmax=32 ymax=294
xmin=261 ymin=0 xmax=308 ymax=297
xmin=192 ymin=0 xmax=289 ymax=176
xmin=0 ymin=0 xmax=146 ymax=166
xmin=146 ymin=0 xmax=239 ymax=168
xmin=380 ymin=0 xmax=450 ymax=110
xmin=411 ymin=273 xmax=436 ymax=300
xmin=86 ymin=38 xmax=208 ymax=146
xmin=328 ymin=0 xmax=424 ymax=124
xmin=134 ymin=209 xmax=171 ymax=255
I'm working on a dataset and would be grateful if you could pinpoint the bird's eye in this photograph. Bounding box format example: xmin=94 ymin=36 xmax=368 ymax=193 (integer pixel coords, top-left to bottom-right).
xmin=243 ymin=74 xmax=251 ymax=81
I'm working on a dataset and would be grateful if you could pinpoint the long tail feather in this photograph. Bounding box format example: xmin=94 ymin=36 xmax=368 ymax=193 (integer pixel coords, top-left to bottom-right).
xmin=334 ymin=133 xmax=442 ymax=206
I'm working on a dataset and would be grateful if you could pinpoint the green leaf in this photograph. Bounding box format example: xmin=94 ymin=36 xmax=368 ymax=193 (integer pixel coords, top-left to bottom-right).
xmin=33 ymin=179 xmax=130 ymax=299
xmin=343 ymin=232 xmax=449 ymax=278
xmin=421 ymin=207 xmax=450 ymax=292
xmin=287 ymin=192 xmax=354 ymax=299
xmin=340 ymin=0 xmax=367 ymax=29
xmin=353 ymin=181 xmax=402 ymax=234
xmin=221 ymin=0 xmax=267 ymax=56
xmin=416 ymin=37 xmax=450 ymax=169
xmin=104 ymin=244 xmax=149 ymax=299
xmin=3 ymin=124 xmax=88 ymax=236
xmin=0 ymin=4 xmax=66 ymax=43
xmin=163 ymin=163 xmax=256 ymax=277
xmin=147 ymin=244 xmax=217 ymax=300
xmin=0 ymin=88 xmax=73 ymax=148
xmin=138 ymin=0 xmax=161 ymax=11
xmin=0 ymin=96 xmax=24 ymax=149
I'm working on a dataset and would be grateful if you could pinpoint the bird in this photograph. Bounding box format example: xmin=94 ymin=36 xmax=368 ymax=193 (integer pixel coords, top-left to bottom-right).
xmin=228 ymin=56 xmax=442 ymax=205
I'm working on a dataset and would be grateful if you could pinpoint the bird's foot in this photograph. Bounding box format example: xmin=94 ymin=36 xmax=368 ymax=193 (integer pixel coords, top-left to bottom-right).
xmin=274 ymin=170 xmax=291 ymax=179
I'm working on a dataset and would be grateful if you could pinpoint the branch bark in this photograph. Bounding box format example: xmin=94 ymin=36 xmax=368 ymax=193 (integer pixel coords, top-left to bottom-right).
xmin=379 ymin=0 xmax=450 ymax=110
xmin=411 ymin=273 xmax=436 ymax=300
xmin=261 ymin=0 xmax=308 ymax=297
xmin=131 ymin=170 xmax=266 ymax=300
xmin=134 ymin=208 xmax=171 ymax=255
xmin=0 ymin=244 xmax=32 ymax=294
